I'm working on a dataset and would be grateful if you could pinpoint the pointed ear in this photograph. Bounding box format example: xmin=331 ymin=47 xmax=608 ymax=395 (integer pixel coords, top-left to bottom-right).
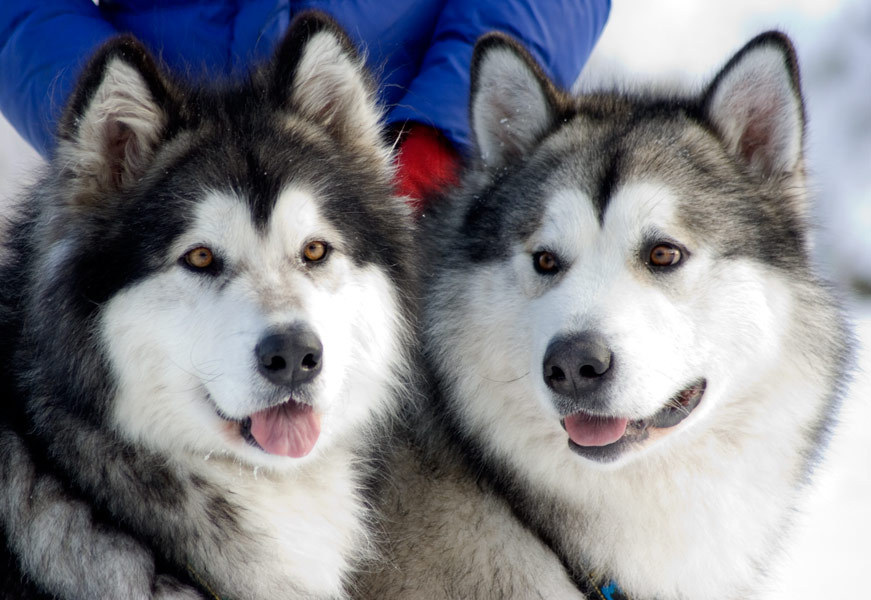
xmin=270 ymin=11 xmax=387 ymax=163
xmin=703 ymin=31 xmax=805 ymax=180
xmin=470 ymin=33 xmax=564 ymax=169
xmin=57 ymin=35 xmax=176 ymax=196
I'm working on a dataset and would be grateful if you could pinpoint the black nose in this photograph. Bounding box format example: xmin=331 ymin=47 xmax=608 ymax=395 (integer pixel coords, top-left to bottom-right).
xmin=255 ymin=324 xmax=323 ymax=388
xmin=543 ymin=332 xmax=613 ymax=398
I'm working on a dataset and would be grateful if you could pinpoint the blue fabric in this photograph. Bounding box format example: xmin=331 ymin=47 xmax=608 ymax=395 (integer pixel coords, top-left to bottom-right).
xmin=0 ymin=0 xmax=610 ymax=158
xmin=386 ymin=0 xmax=609 ymax=152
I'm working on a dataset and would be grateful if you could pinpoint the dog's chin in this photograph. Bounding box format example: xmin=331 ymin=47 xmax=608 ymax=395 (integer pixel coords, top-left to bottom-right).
xmin=561 ymin=378 xmax=706 ymax=464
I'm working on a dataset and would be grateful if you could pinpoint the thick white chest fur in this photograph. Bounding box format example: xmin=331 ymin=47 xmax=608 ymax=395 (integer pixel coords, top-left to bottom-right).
xmin=180 ymin=445 xmax=367 ymax=600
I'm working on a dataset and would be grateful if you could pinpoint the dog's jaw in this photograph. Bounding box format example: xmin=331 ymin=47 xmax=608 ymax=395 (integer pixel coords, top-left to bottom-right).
xmin=560 ymin=379 xmax=707 ymax=463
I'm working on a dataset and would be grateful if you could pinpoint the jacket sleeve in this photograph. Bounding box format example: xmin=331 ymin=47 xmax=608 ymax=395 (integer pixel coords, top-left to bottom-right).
xmin=0 ymin=1 xmax=119 ymax=157
xmin=386 ymin=0 xmax=611 ymax=155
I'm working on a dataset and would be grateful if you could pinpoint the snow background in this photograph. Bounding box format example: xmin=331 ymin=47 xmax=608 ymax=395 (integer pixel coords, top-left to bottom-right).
xmin=0 ymin=0 xmax=867 ymax=596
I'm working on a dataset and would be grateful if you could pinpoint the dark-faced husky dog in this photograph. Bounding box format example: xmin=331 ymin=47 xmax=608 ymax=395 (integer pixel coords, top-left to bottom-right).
xmin=364 ymin=31 xmax=851 ymax=599
xmin=0 ymin=13 xmax=416 ymax=600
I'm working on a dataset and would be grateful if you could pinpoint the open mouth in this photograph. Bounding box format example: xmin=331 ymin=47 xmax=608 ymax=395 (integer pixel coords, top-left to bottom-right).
xmin=561 ymin=379 xmax=706 ymax=462
xmin=225 ymin=398 xmax=322 ymax=459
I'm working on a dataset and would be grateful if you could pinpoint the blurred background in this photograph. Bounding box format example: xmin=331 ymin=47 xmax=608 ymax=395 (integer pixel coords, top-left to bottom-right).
xmin=0 ymin=0 xmax=867 ymax=597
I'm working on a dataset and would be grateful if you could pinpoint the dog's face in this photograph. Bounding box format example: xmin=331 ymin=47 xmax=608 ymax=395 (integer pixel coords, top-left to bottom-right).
xmin=37 ymin=16 xmax=412 ymax=470
xmin=426 ymin=33 xmax=809 ymax=469
xmin=102 ymin=186 xmax=405 ymax=469
xmin=478 ymin=178 xmax=797 ymax=467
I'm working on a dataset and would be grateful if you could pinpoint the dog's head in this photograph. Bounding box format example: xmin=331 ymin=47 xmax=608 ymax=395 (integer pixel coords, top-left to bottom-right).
xmin=28 ymin=13 xmax=415 ymax=470
xmin=424 ymin=32 xmax=840 ymax=471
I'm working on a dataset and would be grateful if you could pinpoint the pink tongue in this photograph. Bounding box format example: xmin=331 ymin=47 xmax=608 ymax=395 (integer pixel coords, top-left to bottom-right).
xmin=249 ymin=401 xmax=321 ymax=458
xmin=564 ymin=412 xmax=629 ymax=447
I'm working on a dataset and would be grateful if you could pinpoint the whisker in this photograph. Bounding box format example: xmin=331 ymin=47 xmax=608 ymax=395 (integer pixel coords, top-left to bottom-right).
xmin=478 ymin=371 xmax=530 ymax=384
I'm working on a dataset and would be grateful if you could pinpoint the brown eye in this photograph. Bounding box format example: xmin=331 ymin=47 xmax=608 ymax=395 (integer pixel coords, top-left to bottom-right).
xmin=303 ymin=240 xmax=328 ymax=262
xmin=649 ymin=243 xmax=682 ymax=267
xmin=533 ymin=251 xmax=559 ymax=274
xmin=185 ymin=246 xmax=214 ymax=269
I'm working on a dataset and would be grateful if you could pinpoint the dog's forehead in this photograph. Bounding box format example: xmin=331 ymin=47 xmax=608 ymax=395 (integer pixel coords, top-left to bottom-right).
xmin=184 ymin=185 xmax=341 ymax=259
xmin=463 ymin=109 xmax=727 ymax=262
xmin=537 ymin=180 xmax=682 ymax=247
xmin=535 ymin=188 xmax=596 ymax=243
xmin=607 ymin=180 xmax=680 ymax=227
xmin=269 ymin=187 xmax=338 ymax=243
xmin=540 ymin=112 xmax=722 ymax=227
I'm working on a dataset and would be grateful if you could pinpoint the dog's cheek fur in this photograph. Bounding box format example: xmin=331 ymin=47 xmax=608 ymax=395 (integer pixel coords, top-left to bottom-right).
xmin=100 ymin=272 xmax=247 ymax=459
xmin=314 ymin=263 xmax=408 ymax=442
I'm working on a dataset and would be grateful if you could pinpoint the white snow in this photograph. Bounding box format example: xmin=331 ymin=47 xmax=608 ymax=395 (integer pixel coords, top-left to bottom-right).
xmin=0 ymin=2 xmax=868 ymax=596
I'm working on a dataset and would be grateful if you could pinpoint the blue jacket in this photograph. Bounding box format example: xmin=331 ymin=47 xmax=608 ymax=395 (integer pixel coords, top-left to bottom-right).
xmin=0 ymin=0 xmax=610 ymax=157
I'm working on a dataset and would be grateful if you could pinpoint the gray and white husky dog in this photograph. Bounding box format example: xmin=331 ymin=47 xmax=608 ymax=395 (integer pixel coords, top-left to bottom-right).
xmin=0 ymin=12 xmax=415 ymax=600
xmin=371 ymin=31 xmax=850 ymax=599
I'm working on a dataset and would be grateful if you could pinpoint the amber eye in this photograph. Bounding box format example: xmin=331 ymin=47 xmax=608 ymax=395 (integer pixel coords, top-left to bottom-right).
xmin=533 ymin=250 xmax=559 ymax=275
xmin=649 ymin=243 xmax=683 ymax=267
xmin=185 ymin=246 xmax=214 ymax=269
xmin=303 ymin=240 xmax=328 ymax=263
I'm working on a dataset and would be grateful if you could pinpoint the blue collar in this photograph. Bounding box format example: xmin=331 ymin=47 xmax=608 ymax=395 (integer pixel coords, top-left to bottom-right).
xmin=578 ymin=573 xmax=634 ymax=600
xmin=595 ymin=579 xmax=632 ymax=600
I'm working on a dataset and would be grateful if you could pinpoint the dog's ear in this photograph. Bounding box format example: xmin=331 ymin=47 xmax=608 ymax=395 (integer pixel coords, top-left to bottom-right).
xmin=470 ymin=33 xmax=564 ymax=169
xmin=270 ymin=11 xmax=388 ymax=165
xmin=57 ymin=36 xmax=176 ymax=197
xmin=703 ymin=31 xmax=805 ymax=180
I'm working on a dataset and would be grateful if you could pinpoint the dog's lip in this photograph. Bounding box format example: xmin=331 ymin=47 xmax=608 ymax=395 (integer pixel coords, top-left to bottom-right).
xmin=215 ymin=409 xmax=264 ymax=451
xmin=238 ymin=416 xmax=262 ymax=450
xmin=646 ymin=378 xmax=706 ymax=429
xmin=561 ymin=378 xmax=706 ymax=461
xmin=211 ymin=394 xmax=318 ymax=454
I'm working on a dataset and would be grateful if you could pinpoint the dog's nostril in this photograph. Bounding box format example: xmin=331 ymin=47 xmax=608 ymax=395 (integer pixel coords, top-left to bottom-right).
xmin=579 ymin=364 xmax=598 ymax=378
xmin=548 ymin=365 xmax=566 ymax=382
xmin=301 ymin=353 xmax=318 ymax=370
xmin=265 ymin=355 xmax=287 ymax=371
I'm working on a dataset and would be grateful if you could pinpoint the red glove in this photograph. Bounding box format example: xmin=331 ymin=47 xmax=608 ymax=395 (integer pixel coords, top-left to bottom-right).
xmin=393 ymin=124 xmax=460 ymax=212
